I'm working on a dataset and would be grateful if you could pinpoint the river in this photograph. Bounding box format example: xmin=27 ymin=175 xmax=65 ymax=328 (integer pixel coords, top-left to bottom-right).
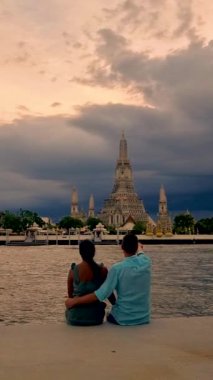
xmin=0 ymin=244 xmax=212 ymax=325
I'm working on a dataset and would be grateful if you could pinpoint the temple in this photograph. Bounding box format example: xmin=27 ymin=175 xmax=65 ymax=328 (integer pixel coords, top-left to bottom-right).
xmin=70 ymin=134 xmax=172 ymax=234
xmin=99 ymin=132 xmax=149 ymax=227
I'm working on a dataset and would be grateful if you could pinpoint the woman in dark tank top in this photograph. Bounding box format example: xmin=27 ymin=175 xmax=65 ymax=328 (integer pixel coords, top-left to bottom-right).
xmin=65 ymin=239 xmax=115 ymax=326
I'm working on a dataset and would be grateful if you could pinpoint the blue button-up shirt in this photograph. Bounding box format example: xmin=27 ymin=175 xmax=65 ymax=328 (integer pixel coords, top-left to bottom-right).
xmin=95 ymin=253 xmax=151 ymax=325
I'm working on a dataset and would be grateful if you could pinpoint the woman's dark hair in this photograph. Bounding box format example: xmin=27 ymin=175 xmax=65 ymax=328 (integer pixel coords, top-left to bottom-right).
xmin=79 ymin=240 xmax=101 ymax=280
xmin=121 ymin=233 xmax=138 ymax=255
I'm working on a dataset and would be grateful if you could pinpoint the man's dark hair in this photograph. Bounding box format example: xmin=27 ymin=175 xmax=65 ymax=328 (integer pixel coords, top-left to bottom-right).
xmin=121 ymin=233 xmax=138 ymax=255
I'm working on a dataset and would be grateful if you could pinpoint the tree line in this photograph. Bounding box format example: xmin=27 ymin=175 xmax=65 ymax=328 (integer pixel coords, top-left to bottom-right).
xmin=0 ymin=209 xmax=213 ymax=234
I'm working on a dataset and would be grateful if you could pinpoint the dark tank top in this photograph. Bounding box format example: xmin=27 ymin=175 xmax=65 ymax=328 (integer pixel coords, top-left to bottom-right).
xmin=67 ymin=263 xmax=106 ymax=326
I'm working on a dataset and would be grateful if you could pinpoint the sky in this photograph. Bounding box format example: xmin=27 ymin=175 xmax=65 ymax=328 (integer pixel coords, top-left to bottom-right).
xmin=0 ymin=0 xmax=213 ymax=221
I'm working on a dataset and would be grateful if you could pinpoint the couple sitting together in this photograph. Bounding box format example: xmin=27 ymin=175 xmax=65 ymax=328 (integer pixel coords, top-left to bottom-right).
xmin=65 ymin=233 xmax=151 ymax=326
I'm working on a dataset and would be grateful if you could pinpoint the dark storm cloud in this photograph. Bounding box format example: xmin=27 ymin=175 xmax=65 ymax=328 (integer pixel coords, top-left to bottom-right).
xmin=69 ymin=103 xmax=213 ymax=218
xmin=84 ymin=28 xmax=212 ymax=107
xmin=70 ymin=103 xmax=213 ymax=177
xmin=80 ymin=28 xmax=213 ymax=136
xmin=0 ymin=99 xmax=212 ymax=217
xmin=70 ymin=29 xmax=213 ymax=217
xmin=0 ymin=115 xmax=114 ymax=213
xmin=0 ymin=116 xmax=110 ymax=180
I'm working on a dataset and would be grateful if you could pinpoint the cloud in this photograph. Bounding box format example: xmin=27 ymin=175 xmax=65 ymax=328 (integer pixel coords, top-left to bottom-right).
xmin=51 ymin=102 xmax=61 ymax=108
xmin=101 ymin=0 xmax=204 ymax=48
xmin=17 ymin=41 xmax=26 ymax=48
xmin=0 ymin=0 xmax=212 ymax=219
xmin=79 ymin=28 xmax=213 ymax=126
xmin=70 ymin=102 xmax=213 ymax=177
xmin=73 ymin=42 xmax=83 ymax=49
xmin=17 ymin=105 xmax=30 ymax=112
xmin=0 ymin=114 xmax=114 ymax=215
xmin=103 ymin=0 xmax=144 ymax=28
xmin=7 ymin=51 xmax=31 ymax=65
xmin=0 ymin=99 xmax=212 ymax=218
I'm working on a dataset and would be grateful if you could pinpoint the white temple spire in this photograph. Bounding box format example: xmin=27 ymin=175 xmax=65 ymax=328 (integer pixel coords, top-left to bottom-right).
xmin=119 ymin=131 xmax=128 ymax=161
xmin=71 ymin=187 xmax=79 ymax=216
xmin=159 ymin=185 xmax=168 ymax=215
xmin=88 ymin=194 xmax=95 ymax=217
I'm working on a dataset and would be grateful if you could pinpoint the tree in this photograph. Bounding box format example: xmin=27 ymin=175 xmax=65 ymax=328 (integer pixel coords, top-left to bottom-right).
xmin=0 ymin=212 xmax=5 ymax=227
xmin=173 ymin=213 xmax=195 ymax=234
xmin=107 ymin=225 xmax=117 ymax=234
xmin=58 ymin=216 xmax=83 ymax=231
xmin=1 ymin=211 xmax=22 ymax=233
xmin=0 ymin=209 xmax=45 ymax=233
xmin=19 ymin=209 xmax=44 ymax=230
xmin=132 ymin=221 xmax=146 ymax=234
xmin=195 ymin=218 xmax=213 ymax=234
xmin=86 ymin=217 xmax=102 ymax=231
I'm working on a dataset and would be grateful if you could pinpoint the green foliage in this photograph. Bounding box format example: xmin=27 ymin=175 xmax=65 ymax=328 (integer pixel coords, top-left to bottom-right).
xmin=0 ymin=212 xmax=5 ymax=227
xmin=19 ymin=209 xmax=44 ymax=230
xmin=0 ymin=209 xmax=45 ymax=233
xmin=173 ymin=213 xmax=195 ymax=234
xmin=1 ymin=211 xmax=22 ymax=233
xmin=58 ymin=216 xmax=83 ymax=231
xmin=107 ymin=225 xmax=117 ymax=234
xmin=86 ymin=217 xmax=102 ymax=231
xmin=195 ymin=218 xmax=213 ymax=234
xmin=132 ymin=221 xmax=146 ymax=234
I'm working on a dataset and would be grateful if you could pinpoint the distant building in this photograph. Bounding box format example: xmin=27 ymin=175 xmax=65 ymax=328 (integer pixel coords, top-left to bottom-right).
xmin=41 ymin=216 xmax=54 ymax=226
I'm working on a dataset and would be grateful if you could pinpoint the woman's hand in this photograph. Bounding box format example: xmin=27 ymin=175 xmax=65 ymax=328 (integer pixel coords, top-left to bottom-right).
xmin=65 ymin=297 xmax=76 ymax=309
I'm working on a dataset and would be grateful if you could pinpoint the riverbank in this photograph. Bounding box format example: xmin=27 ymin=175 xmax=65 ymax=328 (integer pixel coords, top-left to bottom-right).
xmin=0 ymin=317 xmax=212 ymax=380
xmin=1 ymin=234 xmax=213 ymax=245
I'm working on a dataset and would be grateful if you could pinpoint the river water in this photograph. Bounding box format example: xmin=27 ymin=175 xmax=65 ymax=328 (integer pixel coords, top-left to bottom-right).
xmin=0 ymin=244 xmax=212 ymax=325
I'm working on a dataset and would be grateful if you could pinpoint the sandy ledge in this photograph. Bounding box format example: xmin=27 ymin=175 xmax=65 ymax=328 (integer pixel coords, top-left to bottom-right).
xmin=0 ymin=317 xmax=212 ymax=380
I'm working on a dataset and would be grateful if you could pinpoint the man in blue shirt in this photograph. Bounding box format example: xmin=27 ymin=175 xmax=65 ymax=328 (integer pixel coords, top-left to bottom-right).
xmin=65 ymin=233 xmax=151 ymax=326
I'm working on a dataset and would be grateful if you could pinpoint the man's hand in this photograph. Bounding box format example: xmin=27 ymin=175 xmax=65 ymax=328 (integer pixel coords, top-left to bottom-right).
xmin=65 ymin=293 xmax=98 ymax=308
xmin=65 ymin=297 xmax=77 ymax=309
